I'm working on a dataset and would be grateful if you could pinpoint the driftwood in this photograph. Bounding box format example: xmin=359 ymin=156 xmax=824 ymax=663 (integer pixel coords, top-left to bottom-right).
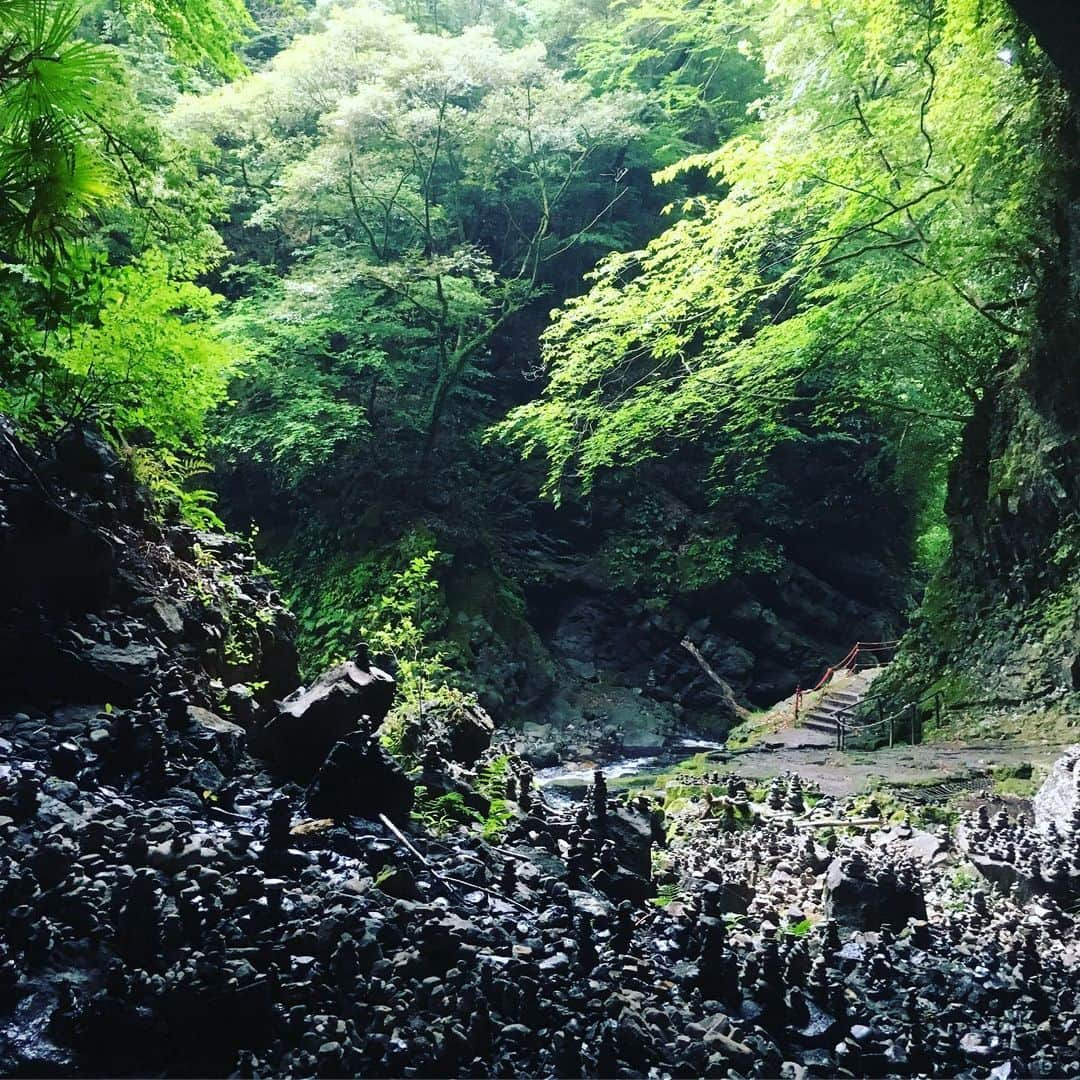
xmin=801 ymin=817 xmax=883 ymax=828
xmin=680 ymin=638 xmax=730 ymax=691
xmin=378 ymin=813 xmax=537 ymax=916
xmin=702 ymin=1014 xmax=754 ymax=1057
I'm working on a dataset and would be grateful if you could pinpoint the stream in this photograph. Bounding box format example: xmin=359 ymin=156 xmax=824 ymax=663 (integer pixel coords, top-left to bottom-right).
xmin=535 ymin=736 xmax=727 ymax=804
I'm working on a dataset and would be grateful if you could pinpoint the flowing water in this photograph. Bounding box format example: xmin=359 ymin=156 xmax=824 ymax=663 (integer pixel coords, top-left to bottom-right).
xmin=535 ymin=736 xmax=727 ymax=804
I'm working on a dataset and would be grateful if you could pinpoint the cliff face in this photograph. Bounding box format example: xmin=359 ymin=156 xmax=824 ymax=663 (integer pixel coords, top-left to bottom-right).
xmin=0 ymin=416 xmax=299 ymax=715
xmin=887 ymin=6 xmax=1080 ymax=723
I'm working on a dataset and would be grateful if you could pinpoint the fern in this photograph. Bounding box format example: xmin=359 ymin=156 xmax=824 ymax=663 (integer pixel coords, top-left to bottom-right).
xmin=411 ymin=785 xmax=481 ymax=836
xmin=652 ymin=882 xmax=683 ymax=907
xmin=480 ymin=798 xmax=515 ymax=842
xmin=474 ymin=755 xmax=512 ymax=802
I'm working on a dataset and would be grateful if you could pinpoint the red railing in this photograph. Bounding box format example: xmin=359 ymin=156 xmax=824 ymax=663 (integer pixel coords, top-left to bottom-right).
xmin=794 ymin=640 xmax=899 ymax=721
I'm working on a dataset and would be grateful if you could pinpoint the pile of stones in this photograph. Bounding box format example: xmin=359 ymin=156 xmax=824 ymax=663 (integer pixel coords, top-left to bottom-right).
xmin=3 ymin=418 xmax=1080 ymax=1077
xmin=5 ymin=715 xmax=1080 ymax=1078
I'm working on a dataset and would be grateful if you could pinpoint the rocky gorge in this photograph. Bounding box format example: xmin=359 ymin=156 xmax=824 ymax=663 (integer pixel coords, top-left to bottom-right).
xmin=3 ymin=419 xmax=1080 ymax=1078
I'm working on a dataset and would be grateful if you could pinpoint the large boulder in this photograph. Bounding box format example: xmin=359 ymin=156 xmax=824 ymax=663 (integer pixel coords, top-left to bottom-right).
xmin=600 ymin=804 xmax=654 ymax=880
xmin=1033 ymin=745 xmax=1080 ymax=834
xmin=263 ymin=655 xmax=395 ymax=778
xmin=306 ymin=732 xmax=414 ymax=824
xmin=398 ymin=697 xmax=495 ymax=766
xmin=592 ymin=803 xmax=657 ymax=903
xmin=823 ymin=854 xmax=926 ymax=933
xmin=187 ymin=706 xmax=246 ymax=766
xmin=52 ymin=425 xmax=121 ymax=485
xmin=70 ymin=641 xmax=161 ymax=699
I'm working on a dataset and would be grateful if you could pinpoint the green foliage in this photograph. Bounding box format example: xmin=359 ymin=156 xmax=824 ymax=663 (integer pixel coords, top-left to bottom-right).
xmin=473 ymin=754 xmax=516 ymax=841
xmin=495 ymin=0 xmax=1062 ymax=533
xmin=48 ymin=254 xmax=241 ymax=449
xmin=128 ymin=448 xmax=225 ymax=529
xmin=282 ymin=529 xmax=465 ymax=731
xmin=0 ymin=0 xmax=248 ymax=530
xmin=572 ymin=0 xmax=764 ymax=157
xmin=365 ymin=548 xmax=455 ymax=716
xmin=480 ymin=800 xmax=516 ymax=842
xmin=992 ymin=775 xmax=1038 ymax=798
xmin=2 ymin=248 xmax=240 ymax=525
xmin=597 ymin=491 xmax=784 ymax=597
xmin=914 ymin=521 xmax=952 ymax=578
xmin=182 ymin=0 xmax=643 ymax=482
xmin=651 ymin=881 xmax=683 ymax=907
xmin=411 ymin=786 xmax=482 ymax=835
xmin=0 ymin=0 xmax=116 ymax=258
xmin=949 ymin=867 xmax=977 ymax=892
xmin=915 ymin=803 xmax=959 ymax=828
xmin=474 ymin=754 xmax=512 ymax=801
xmin=136 ymin=0 xmax=254 ymax=78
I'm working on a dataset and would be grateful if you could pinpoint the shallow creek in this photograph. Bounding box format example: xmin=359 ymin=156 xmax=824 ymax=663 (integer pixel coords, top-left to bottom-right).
xmin=535 ymin=736 xmax=727 ymax=804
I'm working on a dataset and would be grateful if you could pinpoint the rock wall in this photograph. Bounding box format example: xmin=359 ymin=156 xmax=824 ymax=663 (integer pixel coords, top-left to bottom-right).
xmin=484 ymin=432 xmax=910 ymax=755
xmin=882 ymin=48 xmax=1080 ymax=718
xmin=0 ymin=417 xmax=299 ymax=714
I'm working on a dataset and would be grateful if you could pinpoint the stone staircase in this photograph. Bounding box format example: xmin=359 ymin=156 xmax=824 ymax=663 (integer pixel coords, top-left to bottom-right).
xmin=799 ymin=667 xmax=884 ymax=738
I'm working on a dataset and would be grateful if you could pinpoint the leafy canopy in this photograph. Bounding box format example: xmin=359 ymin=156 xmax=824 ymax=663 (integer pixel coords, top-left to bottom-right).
xmin=181 ymin=0 xmax=643 ymax=479
xmin=0 ymin=0 xmax=247 ymax=526
xmin=494 ymin=0 xmax=1061 ymax=510
xmin=0 ymin=0 xmax=116 ymax=258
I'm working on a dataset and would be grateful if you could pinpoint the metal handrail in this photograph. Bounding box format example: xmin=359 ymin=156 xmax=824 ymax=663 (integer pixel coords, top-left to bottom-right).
xmin=836 ymin=688 xmax=944 ymax=750
xmin=793 ymin=640 xmax=900 ymax=723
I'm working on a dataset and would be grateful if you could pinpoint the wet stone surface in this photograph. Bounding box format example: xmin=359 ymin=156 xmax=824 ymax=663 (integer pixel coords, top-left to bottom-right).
xmin=4 ymin=716 xmax=1080 ymax=1078
xmin=3 ymin=420 xmax=1080 ymax=1077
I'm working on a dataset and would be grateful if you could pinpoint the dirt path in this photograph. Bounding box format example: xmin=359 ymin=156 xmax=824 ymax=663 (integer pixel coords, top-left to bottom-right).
xmin=708 ymin=735 xmax=1072 ymax=796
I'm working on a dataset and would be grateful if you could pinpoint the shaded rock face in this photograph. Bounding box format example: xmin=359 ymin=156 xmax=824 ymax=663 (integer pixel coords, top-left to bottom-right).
xmin=397 ymin=697 xmax=495 ymax=767
xmin=823 ymin=854 xmax=927 ymax=933
xmin=1033 ymin=746 xmax=1080 ymax=834
xmin=0 ymin=418 xmax=299 ymax=711
xmin=884 ymin=66 xmax=1080 ymax=714
xmin=306 ymin=732 xmax=414 ymax=823
xmin=264 ymin=656 xmax=396 ymax=778
xmin=510 ymin=436 xmax=909 ymax=747
xmin=601 ymin=804 xmax=653 ymax=880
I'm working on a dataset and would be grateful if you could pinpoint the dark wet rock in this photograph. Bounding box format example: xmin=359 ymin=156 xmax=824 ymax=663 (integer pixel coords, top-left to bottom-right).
xmin=306 ymin=733 xmax=414 ymax=823
xmin=823 ymin=852 xmax=926 ymax=932
xmin=52 ymin=425 xmax=121 ymax=480
xmin=373 ymin=865 xmax=422 ymax=901
xmin=139 ymin=597 xmax=185 ymax=640
xmin=265 ymin=656 xmax=396 ymax=778
xmin=57 ymin=641 xmax=159 ymax=699
xmin=398 ymin=697 xmax=495 ymax=766
xmin=187 ymin=706 xmax=246 ymax=764
xmin=6 ymin=413 xmax=1080 ymax=1080
xmin=600 ymin=803 xmax=654 ymax=880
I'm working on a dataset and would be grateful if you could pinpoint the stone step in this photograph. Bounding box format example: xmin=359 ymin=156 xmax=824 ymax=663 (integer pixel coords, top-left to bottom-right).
xmin=812 ymin=702 xmax=855 ymax=717
xmin=804 ymin=710 xmax=845 ymax=725
xmin=795 ymin=659 xmax=889 ymax=739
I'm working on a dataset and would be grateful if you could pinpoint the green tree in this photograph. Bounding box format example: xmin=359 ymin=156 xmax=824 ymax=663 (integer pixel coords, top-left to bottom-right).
xmin=180 ymin=2 xmax=642 ymax=474
xmin=495 ymin=0 xmax=1060 ymax=547
xmin=0 ymin=0 xmax=246 ymax=525
xmin=572 ymin=0 xmax=764 ymax=158
xmin=0 ymin=0 xmax=116 ymax=258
